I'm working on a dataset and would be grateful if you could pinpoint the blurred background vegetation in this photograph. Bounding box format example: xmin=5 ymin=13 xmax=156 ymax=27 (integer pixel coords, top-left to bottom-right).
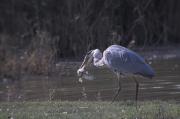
xmin=0 ymin=0 xmax=180 ymax=76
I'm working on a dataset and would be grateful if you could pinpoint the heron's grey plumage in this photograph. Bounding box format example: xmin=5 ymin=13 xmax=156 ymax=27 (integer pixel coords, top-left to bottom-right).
xmin=103 ymin=45 xmax=155 ymax=78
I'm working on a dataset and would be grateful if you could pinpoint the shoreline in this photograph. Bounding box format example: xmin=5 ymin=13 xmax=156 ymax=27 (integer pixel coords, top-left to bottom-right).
xmin=0 ymin=100 xmax=179 ymax=119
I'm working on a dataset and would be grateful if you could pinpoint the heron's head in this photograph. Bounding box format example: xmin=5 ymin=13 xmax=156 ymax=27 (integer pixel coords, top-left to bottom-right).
xmin=77 ymin=49 xmax=102 ymax=77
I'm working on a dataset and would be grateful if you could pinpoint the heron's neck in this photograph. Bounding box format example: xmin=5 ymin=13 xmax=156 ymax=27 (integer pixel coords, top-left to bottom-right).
xmin=93 ymin=57 xmax=104 ymax=68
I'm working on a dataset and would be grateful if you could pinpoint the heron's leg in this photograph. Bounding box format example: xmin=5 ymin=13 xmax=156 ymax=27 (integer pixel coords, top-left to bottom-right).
xmin=133 ymin=78 xmax=139 ymax=102
xmin=112 ymin=73 xmax=121 ymax=102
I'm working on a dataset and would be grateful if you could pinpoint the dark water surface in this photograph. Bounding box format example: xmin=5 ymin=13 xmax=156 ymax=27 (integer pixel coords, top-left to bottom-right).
xmin=0 ymin=58 xmax=180 ymax=102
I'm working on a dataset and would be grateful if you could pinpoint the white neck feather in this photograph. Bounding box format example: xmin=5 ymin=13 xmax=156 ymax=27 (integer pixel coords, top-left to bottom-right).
xmin=93 ymin=57 xmax=104 ymax=67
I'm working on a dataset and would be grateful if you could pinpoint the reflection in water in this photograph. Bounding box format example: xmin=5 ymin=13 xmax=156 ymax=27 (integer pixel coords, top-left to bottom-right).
xmin=49 ymin=89 xmax=55 ymax=101
xmin=175 ymin=85 xmax=180 ymax=89
xmin=96 ymin=91 xmax=102 ymax=101
xmin=81 ymin=87 xmax=87 ymax=100
xmin=0 ymin=58 xmax=180 ymax=102
xmin=152 ymin=86 xmax=163 ymax=89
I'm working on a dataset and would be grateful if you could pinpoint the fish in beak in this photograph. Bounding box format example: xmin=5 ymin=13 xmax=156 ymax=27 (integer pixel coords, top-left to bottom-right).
xmin=77 ymin=50 xmax=94 ymax=82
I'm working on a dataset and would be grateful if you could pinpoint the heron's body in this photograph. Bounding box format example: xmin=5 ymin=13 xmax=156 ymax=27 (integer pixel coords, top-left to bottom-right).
xmin=77 ymin=44 xmax=155 ymax=102
xmin=103 ymin=45 xmax=155 ymax=78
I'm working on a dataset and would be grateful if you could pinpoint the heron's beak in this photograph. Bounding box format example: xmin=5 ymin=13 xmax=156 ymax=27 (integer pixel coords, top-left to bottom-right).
xmin=79 ymin=50 xmax=93 ymax=69
xmin=77 ymin=50 xmax=93 ymax=77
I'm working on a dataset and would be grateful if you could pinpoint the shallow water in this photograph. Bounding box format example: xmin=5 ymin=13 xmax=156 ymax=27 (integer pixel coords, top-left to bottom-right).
xmin=0 ymin=58 xmax=180 ymax=102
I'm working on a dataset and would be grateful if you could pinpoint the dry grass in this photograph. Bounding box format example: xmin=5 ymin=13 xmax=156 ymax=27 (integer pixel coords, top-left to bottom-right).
xmin=0 ymin=31 xmax=56 ymax=78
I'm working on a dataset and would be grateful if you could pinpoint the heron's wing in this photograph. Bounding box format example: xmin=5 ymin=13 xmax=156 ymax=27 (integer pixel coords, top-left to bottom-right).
xmin=104 ymin=46 xmax=154 ymax=78
xmin=104 ymin=49 xmax=134 ymax=73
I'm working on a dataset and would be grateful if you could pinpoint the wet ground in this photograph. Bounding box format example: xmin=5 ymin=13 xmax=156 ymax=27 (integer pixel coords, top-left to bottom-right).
xmin=0 ymin=57 xmax=180 ymax=102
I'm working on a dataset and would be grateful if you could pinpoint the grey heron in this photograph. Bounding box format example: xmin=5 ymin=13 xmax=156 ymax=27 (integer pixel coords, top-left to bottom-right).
xmin=77 ymin=45 xmax=155 ymax=102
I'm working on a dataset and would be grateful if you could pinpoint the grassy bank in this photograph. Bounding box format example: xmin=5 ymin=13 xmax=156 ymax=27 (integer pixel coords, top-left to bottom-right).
xmin=0 ymin=101 xmax=179 ymax=119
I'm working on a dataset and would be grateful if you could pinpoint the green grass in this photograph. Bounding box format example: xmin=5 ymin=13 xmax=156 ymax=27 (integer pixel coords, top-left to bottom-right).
xmin=0 ymin=101 xmax=180 ymax=119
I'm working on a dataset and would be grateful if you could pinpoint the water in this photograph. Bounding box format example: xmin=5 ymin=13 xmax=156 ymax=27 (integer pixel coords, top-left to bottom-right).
xmin=0 ymin=58 xmax=180 ymax=102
